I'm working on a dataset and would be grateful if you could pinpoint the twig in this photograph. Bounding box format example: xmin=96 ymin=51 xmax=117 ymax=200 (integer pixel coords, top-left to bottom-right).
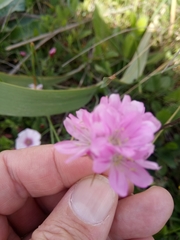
xmin=159 ymin=118 xmax=180 ymax=130
xmin=6 ymin=20 xmax=90 ymax=51
xmin=161 ymin=49 xmax=180 ymax=73
xmin=8 ymin=21 xmax=89 ymax=74
xmin=9 ymin=35 xmax=53 ymax=74
xmin=123 ymin=61 xmax=173 ymax=96
xmin=62 ymin=28 xmax=138 ymax=67
xmin=154 ymin=105 xmax=180 ymax=143
xmin=0 ymin=60 xmax=24 ymax=73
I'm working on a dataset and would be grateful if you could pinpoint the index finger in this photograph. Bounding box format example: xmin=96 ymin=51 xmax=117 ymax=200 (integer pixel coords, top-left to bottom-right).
xmin=0 ymin=144 xmax=93 ymax=215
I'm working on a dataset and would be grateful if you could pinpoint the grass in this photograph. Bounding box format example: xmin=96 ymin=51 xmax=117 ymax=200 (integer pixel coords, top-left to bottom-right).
xmin=1 ymin=0 xmax=180 ymax=238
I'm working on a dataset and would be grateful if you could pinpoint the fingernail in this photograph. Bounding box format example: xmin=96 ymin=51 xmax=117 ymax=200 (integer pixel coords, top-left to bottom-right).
xmin=70 ymin=175 xmax=116 ymax=225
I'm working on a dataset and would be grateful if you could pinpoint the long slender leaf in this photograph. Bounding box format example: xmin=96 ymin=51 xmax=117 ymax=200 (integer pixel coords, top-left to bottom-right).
xmin=120 ymin=26 xmax=151 ymax=84
xmin=0 ymin=64 xmax=86 ymax=87
xmin=0 ymin=82 xmax=97 ymax=116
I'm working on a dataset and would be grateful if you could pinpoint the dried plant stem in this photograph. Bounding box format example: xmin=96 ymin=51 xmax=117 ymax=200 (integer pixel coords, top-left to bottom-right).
xmin=8 ymin=21 xmax=89 ymax=74
xmin=168 ymin=0 xmax=177 ymax=36
xmin=123 ymin=61 xmax=172 ymax=96
xmin=61 ymin=28 xmax=138 ymax=68
xmin=6 ymin=20 xmax=89 ymax=51
xmin=154 ymin=105 xmax=180 ymax=143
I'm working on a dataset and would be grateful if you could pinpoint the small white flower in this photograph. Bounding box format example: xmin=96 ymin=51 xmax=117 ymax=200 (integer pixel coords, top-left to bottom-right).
xmin=28 ymin=84 xmax=43 ymax=90
xmin=15 ymin=128 xmax=41 ymax=149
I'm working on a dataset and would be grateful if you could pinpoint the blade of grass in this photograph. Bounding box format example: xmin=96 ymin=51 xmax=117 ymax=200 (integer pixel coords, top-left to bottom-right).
xmin=120 ymin=27 xmax=151 ymax=84
xmin=47 ymin=116 xmax=60 ymax=143
xmin=1 ymin=64 xmax=86 ymax=86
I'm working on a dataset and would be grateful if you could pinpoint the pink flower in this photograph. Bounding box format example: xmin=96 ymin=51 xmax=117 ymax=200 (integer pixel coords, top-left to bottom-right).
xmin=49 ymin=47 xmax=56 ymax=57
xmin=55 ymin=109 xmax=93 ymax=162
xmin=20 ymin=51 xmax=26 ymax=57
xmin=55 ymin=94 xmax=161 ymax=196
xmin=15 ymin=128 xmax=41 ymax=149
xmin=28 ymin=83 xmax=43 ymax=90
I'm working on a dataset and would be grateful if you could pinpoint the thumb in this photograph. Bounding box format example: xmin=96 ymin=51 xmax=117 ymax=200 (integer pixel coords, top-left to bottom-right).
xmin=31 ymin=175 xmax=118 ymax=240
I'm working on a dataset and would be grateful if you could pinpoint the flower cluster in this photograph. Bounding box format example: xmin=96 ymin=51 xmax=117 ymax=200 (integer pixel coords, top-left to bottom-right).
xmin=15 ymin=128 xmax=41 ymax=149
xmin=55 ymin=94 xmax=161 ymax=197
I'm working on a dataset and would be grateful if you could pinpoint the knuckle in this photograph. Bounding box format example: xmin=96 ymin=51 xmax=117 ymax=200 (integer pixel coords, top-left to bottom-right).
xmin=31 ymin=219 xmax=92 ymax=240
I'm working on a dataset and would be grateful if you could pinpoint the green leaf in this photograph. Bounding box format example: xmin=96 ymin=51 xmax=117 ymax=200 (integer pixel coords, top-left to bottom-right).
xmin=165 ymin=142 xmax=179 ymax=150
xmin=0 ymin=0 xmax=25 ymax=17
xmin=144 ymin=76 xmax=172 ymax=92
xmin=0 ymin=0 xmax=13 ymax=9
xmin=0 ymin=64 xmax=86 ymax=87
xmin=123 ymin=33 xmax=137 ymax=59
xmin=156 ymin=109 xmax=171 ymax=124
xmin=147 ymin=51 xmax=165 ymax=65
xmin=158 ymin=163 xmax=167 ymax=176
xmin=92 ymin=6 xmax=119 ymax=53
xmin=0 ymin=136 xmax=13 ymax=151
xmin=165 ymin=87 xmax=180 ymax=102
xmin=0 ymin=82 xmax=97 ymax=117
xmin=120 ymin=26 xmax=151 ymax=84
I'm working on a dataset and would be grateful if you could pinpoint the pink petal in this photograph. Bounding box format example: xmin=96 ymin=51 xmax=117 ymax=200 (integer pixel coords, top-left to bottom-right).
xmin=126 ymin=161 xmax=153 ymax=188
xmin=136 ymin=160 xmax=161 ymax=170
xmin=133 ymin=144 xmax=155 ymax=160
xmin=49 ymin=47 xmax=56 ymax=57
xmin=109 ymin=94 xmax=121 ymax=109
xmin=64 ymin=117 xmax=90 ymax=142
xmin=76 ymin=109 xmax=92 ymax=127
xmin=143 ymin=112 xmax=161 ymax=130
xmin=66 ymin=148 xmax=88 ymax=162
xmin=100 ymin=96 xmax=108 ymax=104
xmin=117 ymin=147 xmax=135 ymax=158
xmin=55 ymin=140 xmax=80 ymax=153
xmin=55 ymin=141 xmax=88 ymax=162
xmin=122 ymin=95 xmax=131 ymax=105
xmin=109 ymin=166 xmax=129 ymax=197
xmin=93 ymin=157 xmax=110 ymax=173
xmin=131 ymin=100 xmax=145 ymax=113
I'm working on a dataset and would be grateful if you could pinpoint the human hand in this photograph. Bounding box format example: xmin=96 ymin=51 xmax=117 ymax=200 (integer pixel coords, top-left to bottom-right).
xmin=0 ymin=145 xmax=173 ymax=240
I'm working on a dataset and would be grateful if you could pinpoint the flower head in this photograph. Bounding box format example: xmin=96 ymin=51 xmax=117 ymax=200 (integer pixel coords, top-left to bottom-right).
xmin=28 ymin=83 xmax=43 ymax=90
xmin=15 ymin=128 xmax=41 ymax=149
xmin=55 ymin=94 xmax=161 ymax=196
xmin=20 ymin=51 xmax=26 ymax=57
xmin=49 ymin=47 xmax=56 ymax=57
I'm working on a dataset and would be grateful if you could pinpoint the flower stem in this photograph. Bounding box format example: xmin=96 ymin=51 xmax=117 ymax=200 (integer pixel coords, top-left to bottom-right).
xmin=47 ymin=116 xmax=60 ymax=143
xmin=154 ymin=105 xmax=180 ymax=143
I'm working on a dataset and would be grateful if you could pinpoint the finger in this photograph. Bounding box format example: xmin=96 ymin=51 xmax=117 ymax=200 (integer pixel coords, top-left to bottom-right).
xmin=36 ymin=189 xmax=67 ymax=214
xmin=0 ymin=145 xmax=93 ymax=215
xmin=31 ymin=175 xmax=118 ymax=240
xmin=0 ymin=215 xmax=20 ymax=240
xmin=8 ymin=197 xmax=46 ymax=237
xmin=109 ymin=186 xmax=174 ymax=240
xmin=0 ymin=215 xmax=9 ymax=240
xmin=8 ymin=191 xmax=68 ymax=237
